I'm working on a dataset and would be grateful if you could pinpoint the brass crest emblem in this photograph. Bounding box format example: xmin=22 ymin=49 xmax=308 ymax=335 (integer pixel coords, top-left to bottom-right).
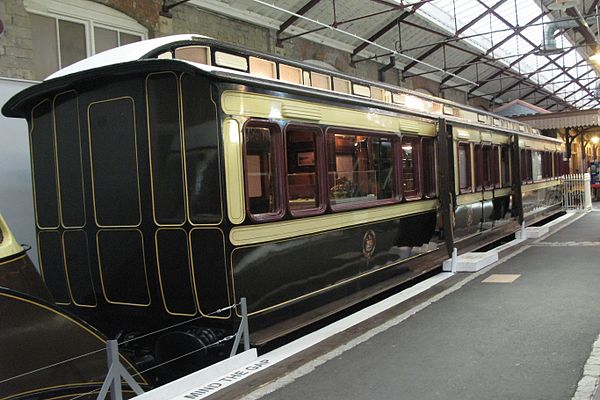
xmin=362 ymin=230 xmax=376 ymax=258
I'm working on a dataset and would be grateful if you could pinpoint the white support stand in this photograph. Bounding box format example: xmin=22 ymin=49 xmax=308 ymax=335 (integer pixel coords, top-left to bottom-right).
xmin=96 ymin=340 xmax=145 ymax=400
xmin=584 ymin=173 xmax=592 ymax=210
xmin=451 ymin=248 xmax=458 ymax=273
xmin=230 ymin=297 xmax=250 ymax=357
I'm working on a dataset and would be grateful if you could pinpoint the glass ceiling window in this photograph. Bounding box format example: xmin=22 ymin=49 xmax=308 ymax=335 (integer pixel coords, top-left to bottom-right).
xmin=409 ymin=0 xmax=599 ymax=109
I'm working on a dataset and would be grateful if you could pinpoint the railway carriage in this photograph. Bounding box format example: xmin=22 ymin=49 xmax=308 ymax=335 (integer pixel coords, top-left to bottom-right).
xmin=2 ymin=34 xmax=564 ymax=393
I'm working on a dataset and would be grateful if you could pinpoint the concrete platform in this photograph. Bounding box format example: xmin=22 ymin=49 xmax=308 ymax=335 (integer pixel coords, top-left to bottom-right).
xmin=214 ymin=211 xmax=600 ymax=400
xmin=442 ymin=250 xmax=498 ymax=272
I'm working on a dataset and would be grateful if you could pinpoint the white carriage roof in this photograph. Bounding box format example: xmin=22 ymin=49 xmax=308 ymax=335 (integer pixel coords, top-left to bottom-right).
xmin=46 ymin=34 xmax=205 ymax=80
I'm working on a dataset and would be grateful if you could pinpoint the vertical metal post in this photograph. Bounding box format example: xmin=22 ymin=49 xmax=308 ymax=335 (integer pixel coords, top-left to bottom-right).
xmin=511 ymin=136 xmax=524 ymax=225
xmin=230 ymin=297 xmax=251 ymax=357
xmin=107 ymin=340 xmax=122 ymax=400
xmin=241 ymin=297 xmax=250 ymax=352
xmin=584 ymin=173 xmax=592 ymax=210
xmin=437 ymin=118 xmax=455 ymax=258
xmin=96 ymin=340 xmax=144 ymax=400
xmin=451 ymin=248 xmax=458 ymax=273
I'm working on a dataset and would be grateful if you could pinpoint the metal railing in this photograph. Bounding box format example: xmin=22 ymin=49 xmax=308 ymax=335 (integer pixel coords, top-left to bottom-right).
xmin=1 ymin=298 xmax=251 ymax=400
xmin=562 ymin=173 xmax=592 ymax=210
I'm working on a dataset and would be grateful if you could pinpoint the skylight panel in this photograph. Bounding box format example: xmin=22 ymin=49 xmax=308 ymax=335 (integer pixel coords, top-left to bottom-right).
xmin=411 ymin=0 xmax=598 ymax=107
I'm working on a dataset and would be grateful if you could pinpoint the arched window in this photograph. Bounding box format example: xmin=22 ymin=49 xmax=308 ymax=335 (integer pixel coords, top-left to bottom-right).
xmin=25 ymin=0 xmax=148 ymax=80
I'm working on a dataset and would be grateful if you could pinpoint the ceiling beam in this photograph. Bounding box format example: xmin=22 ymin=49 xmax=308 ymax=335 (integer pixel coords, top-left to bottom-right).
xmin=401 ymin=0 xmax=508 ymax=74
xmin=486 ymin=7 xmax=598 ymax=103
xmin=351 ymin=1 xmax=431 ymax=57
xmin=277 ymin=0 xmax=322 ymax=36
xmin=491 ymin=47 xmax=578 ymax=99
xmin=439 ymin=11 xmax=550 ymax=85
xmin=532 ymin=62 xmax=591 ymax=105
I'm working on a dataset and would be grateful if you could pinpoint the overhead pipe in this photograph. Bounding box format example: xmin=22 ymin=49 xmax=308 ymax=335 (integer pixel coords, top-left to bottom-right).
xmin=540 ymin=18 xmax=579 ymax=54
xmin=540 ymin=1 xmax=600 ymax=54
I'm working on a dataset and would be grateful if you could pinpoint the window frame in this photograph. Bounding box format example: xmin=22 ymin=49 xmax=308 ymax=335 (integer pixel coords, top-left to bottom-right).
xmin=284 ymin=123 xmax=327 ymax=218
xmin=400 ymin=134 xmax=423 ymax=201
xmin=501 ymin=144 xmax=511 ymax=188
xmin=457 ymin=141 xmax=472 ymax=194
xmin=26 ymin=0 xmax=147 ymax=79
xmin=242 ymin=119 xmax=286 ymax=223
xmin=326 ymin=128 xmax=398 ymax=212
xmin=422 ymin=137 xmax=437 ymax=199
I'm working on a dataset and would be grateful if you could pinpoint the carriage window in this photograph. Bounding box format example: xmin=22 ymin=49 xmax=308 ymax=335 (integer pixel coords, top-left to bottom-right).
xmin=250 ymin=57 xmax=276 ymax=79
xmin=474 ymin=144 xmax=483 ymax=191
xmin=501 ymin=145 xmax=511 ymax=187
xmin=543 ymin=152 xmax=553 ymax=179
xmin=422 ymin=138 xmax=436 ymax=198
xmin=279 ymin=64 xmax=303 ymax=84
xmin=554 ymin=152 xmax=562 ymax=177
xmin=310 ymin=72 xmax=331 ymax=90
xmin=327 ymin=132 xmax=394 ymax=208
xmin=402 ymin=136 xmax=421 ymax=199
xmin=89 ymin=97 xmax=141 ymax=226
xmin=521 ymin=149 xmax=533 ymax=182
xmin=333 ymin=77 xmax=351 ymax=94
xmin=182 ymin=74 xmax=222 ymax=224
xmin=458 ymin=142 xmax=472 ymax=193
xmin=30 ymin=101 xmax=60 ymax=228
xmin=531 ymin=151 xmax=542 ymax=181
xmin=244 ymin=122 xmax=283 ymax=220
xmin=481 ymin=145 xmax=495 ymax=189
xmin=491 ymin=145 xmax=500 ymax=187
xmin=147 ymin=73 xmax=185 ymax=225
xmin=541 ymin=152 xmax=548 ymax=178
xmin=175 ymin=46 xmax=210 ymax=65
xmin=54 ymin=92 xmax=85 ymax=228
xmin=286 ymin=126 xmax=322 ymax=215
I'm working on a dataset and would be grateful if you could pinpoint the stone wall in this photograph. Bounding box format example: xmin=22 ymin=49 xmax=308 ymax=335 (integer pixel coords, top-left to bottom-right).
xmin=0 ymin=0 xmax=481 ymax=106
xmin=0 ymin=0 xmax=34 ymax=80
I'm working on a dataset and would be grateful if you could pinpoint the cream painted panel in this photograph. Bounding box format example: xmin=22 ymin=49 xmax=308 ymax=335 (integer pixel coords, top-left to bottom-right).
xmin=221 ymin=91 xmax=436 ymax=136
xmin=222 ymin=119 xmax=245 ymax=224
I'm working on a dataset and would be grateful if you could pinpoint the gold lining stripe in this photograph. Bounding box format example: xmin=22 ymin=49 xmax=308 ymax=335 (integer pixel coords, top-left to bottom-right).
xmin=181 ymin=74 xmax=225 ymax=226
xmin=522 ymin=179 xmax=561 ymax=193
xmin=231 ymin=242 xmax=428 ymax=317
xmin=3 ymin=383 xmax=104 ymax=400
xmin=37 ymin=231 xmax=71 ymax=306
xmin=188 ymin=227 xmax=232 ymax=319
xmin=53 ymin=90 xmax=87 ymax=229
xmin=30 ymin=99 xmax=61 ymax=230
xmin=0 ymin=292 xmax=148 ymax=386
xmin=0 ymin=254 xmax=26 ymax=266
xmin=146 ymin=72 xmax=187 ymax=227
xmin=87 ymin=96 xmax=143 ymax=228
xmin=61 ymin=230 xmax=97 ymax=308
xmin=96 ymin=229 xmax=151 ymax=307
xmin=223 ymin=118 xmax=245 ymax=224
xmin=230 ymin=199 xmax=437 ymax=246
xmin=155 ymin=228 xmax=197 ymax=317
xmin=221 ymin=90 xmax=436 ymax=136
